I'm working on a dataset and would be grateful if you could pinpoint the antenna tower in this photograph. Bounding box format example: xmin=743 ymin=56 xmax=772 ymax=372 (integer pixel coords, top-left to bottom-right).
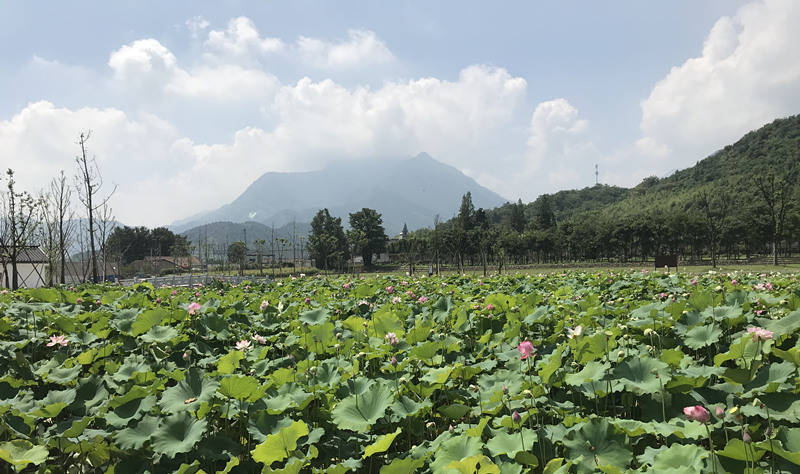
xmin=595 ymin=164 xmax=599 ymax=185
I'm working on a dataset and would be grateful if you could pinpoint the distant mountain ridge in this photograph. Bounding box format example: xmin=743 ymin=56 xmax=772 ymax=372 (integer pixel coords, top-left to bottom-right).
xmin=172 ymin=152 xmax=509 ymax=235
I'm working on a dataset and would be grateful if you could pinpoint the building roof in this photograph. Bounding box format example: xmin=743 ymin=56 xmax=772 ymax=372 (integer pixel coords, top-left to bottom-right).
xmin=2 ymin=246 xmax=48 ymax=263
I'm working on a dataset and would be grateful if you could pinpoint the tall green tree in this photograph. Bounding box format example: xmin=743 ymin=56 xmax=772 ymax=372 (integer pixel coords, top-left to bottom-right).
xmin=227 ymin=240 xmax=247 ymax=275
xmin=458 ymin=192 xmax=475 ymax=231
xmin=509 ymin=199 xmax=526 ymax=233
xmin=307 ymin=209 xmax=347 ymax=272
xmin=348 ymin=208 xmax=388 ymax=268
xmin=753 ymin=173 xmax=792 ymax=265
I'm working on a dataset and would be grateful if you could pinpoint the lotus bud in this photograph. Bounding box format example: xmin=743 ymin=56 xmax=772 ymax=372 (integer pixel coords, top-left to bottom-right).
xmin=523 ymin=389 xmax=532 ymax=398
xmin=617 ymin=351 xmax=624 ymax=358
xmin=716 ymin=406 xmax=725 ymax=418
xmin=448 ymin=424 xmax=454 ymax=433
xmin=512 ymin=411 xmax=522 ymax=424
xmin=644 ymin=328 xmax=653 ymax=336
xmin=391 ymin=356 xmax=398 ymax=367
xmin=183 ymin=351 xmax=190 ymax=360
xmin=743 ymin=431 xmax=752 ymax=444
xmin=426 ymin=422 xmax=435 ymax=429
xmin=650 ymin=368 xmax=659 ymax=375
xmin=502 ymin=384 xmax=508 ymax=394
xmin=399 ymin=377 xmax=406 ymax=384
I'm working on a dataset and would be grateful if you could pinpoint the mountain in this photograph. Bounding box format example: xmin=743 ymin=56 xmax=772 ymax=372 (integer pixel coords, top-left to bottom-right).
xmin=172 ymin=152 xmax=509 ymax=235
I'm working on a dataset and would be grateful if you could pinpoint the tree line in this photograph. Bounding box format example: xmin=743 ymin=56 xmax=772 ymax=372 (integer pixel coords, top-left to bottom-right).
xmin=0 ymin=132 xmax=114 ymax=289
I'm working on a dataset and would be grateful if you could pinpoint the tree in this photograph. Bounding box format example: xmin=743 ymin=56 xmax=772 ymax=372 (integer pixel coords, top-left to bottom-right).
xmin=753 ymin=173 xmax=792 ymax=265
xmin=696 ymin=189 xmax=731 ymax=268
xmin=227 ymin=241 xmax=247 ymax=275
xmin=46 ymin=171 xmax=76 ymax=285
xmin=307 ymin=209 xmax=347 ymax=272
xmin=75 ymin=132 xmax=115 ymax=283
xmin=0 ymin=169 xmax=41 ymax=289
xmin=509 ymin=199 xmax=526 ymax=233
xmin=348 ymin=208 xmax=388 ymax=268
xmin=458 ymin=192 xmax=475 ymax=231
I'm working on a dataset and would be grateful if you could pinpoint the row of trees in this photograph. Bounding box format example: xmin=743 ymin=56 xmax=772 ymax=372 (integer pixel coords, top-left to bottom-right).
xmin=386 ymin=176 xmax=797 ymax=276
xmin=306 ymin=207 xmax=389 ymax=272
xmin=0 ymin=132 xmax=115 ymax=289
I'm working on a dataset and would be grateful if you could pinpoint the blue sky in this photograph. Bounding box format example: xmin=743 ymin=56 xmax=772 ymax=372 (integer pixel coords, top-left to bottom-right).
xmin=2 ymin=1 xmax=798 ymax=228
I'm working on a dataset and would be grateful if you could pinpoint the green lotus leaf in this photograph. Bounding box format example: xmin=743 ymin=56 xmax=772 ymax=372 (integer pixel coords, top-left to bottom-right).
xmin=683 ymin=324 xmax=723 ymax=350
xmin=45 ymin=364 xmax=83 ymax=384
xmin=429 ymin=435 xmax=484 ymax=473
xmin=159 ymin=368 xmax=220 ymax=414
xmin=538 ymin=346 xmax=564 ymax=385
xmin=140 ymin=325 xmax=179 ymax=343
xmin=410 ymin=341 xmax=441 ymax=362
xmin=446 ymin=455 xmax=501 ymax=474
xmin=198 ymin=313 xmax=231 ymax=340
xmin=613 ymin=357 xmax=671 ymax=395
xmin=105 ymin=395 xmax=155 ymax=428
xmin=312 ymin=361 xmax=341 ymax=387
xmin=651 ymin=443 xmax=707 ymax=470
xmin=390 ymin=395 xmax=432 ymax=422
xmin=764 ymin=308 xmax=800 ymax=338
xmin=112 ymin=355 xmax=151 ymax=383
xmin=421 ymin=366 xmax=454 ymax=385
xmin=308 ymin=322 xmax=335 ymax=349
xmin=379 ymin=455 xmax=425 ymax=474
xmin=337 ymin=377 xmax=374 ymax=398
xmin=701 ymin=304 xmax=743 ymax=324
xmin=717 ymin=438 xmax=763 ymax=461
xmin=299 ymin=307 xmax=331 ymax=326
xmin=714 ymin=336 xmax=759 ymax=367
xmin=755 ymin=426 xmax=800 ymax=465
xmin=0 ymin=439 xmax=49 ymax=470
xmin=744 ymin=361 xmax=797 ymax=395
xmin=439 ymin=403 xmax=471 ymax=420
xmin=363 ymin=427 xmax=402 ymax=458
xmin=331 ymin=383 xmax=393 ymax=432
xmin=113 ymin=415 xmax=160 ymax=450
xmin=151 ymin=412 xmax=208 ymax=458
xmin=217 ymin=350 xmax=244 ymax=375
xmin=109 ymin=308 xmax=140 ymax=333
xmin=485 ymin=428 xmax=538 ymax=457
xmin=565 ymin=361 xmax=609 ymax=386
xmin=31 ymin=401 xmax=68 ymax=418
xmin=218 ymin=375 xmax=260 ymax=401
xmin=131 ymin=308 xmax=165 ymax=336
xmin=773 ymin=347 xmax=800 ymax=367
xmin=251 ymin=419 xmax=308 ymax=466
xmin=563 ymin=419 xmax=632 ymax=474
xmin=371 ymin=306 xmax=405 ymax=339
xmin=247 ymin=411 xmax=282 ymax=443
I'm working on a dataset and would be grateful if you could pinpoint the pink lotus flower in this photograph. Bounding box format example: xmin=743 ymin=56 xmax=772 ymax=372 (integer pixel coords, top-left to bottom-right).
xmin=385 ymin=332 xmax=399 ymax=345
xmin=155 ymin=298 xmax=161 ymax=304
xmin=342 ymin=282 xmax=351 ymax=289
xmin=517 ymin=341 xmax=535 ymax=360
xmin=747 ymin=326 xmax=773 ymax=341
xmin=418 ymin=296 xmax=428 ymax=303
xmin=715 ymin=406 xmax=725 ymax=418
xmin=684 ymin=405 xmax=710 ymax=423
xmin=391 ymin=356 xmax=398 ymax=367
xmin=304 ymin=297 xmax=310 ymax=304
xmin=252 ymin=333 xmax=267 ymax=345
xmin=392 ymin=296 xmax=402 ymax=304
xmin=47 ymin=334 xmax=69 ymax=347
xmin=171 ymin=290 xmax=177 ymax=296
xmin=187 ymin=302 xmax=202 ymax=315
xmin=486 ymin=304 xmax=494 ymax=311
xmin=260 ymin=300 xmax=269 ymax=311
xmin=512 ymin=410 xmax=522 ymax=424
xmin=76 ymin=298 xmax=83 ymax=304
xmin=235 ymin=339 xmax=251 ymax=351
xmin=385 ymin=286 xmax=394 ymax=294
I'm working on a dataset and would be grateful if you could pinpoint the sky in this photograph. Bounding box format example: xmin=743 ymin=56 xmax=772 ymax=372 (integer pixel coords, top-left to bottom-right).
xmin=2 ymin=0 xmax=799 ymax=228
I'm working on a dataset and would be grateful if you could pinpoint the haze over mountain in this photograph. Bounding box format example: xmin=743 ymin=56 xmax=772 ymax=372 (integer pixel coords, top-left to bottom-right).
xmin=172 ymin=153 xmax=509 ymax=236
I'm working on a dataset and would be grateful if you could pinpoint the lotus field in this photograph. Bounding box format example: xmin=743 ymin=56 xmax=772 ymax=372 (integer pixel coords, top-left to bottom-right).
xmin=2 ymin=270 xmax=800 ymax=473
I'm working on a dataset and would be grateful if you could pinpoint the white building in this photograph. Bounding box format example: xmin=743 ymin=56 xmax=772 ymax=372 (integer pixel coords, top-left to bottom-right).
xmin=0 ymin=247 xmax=48 ymax=289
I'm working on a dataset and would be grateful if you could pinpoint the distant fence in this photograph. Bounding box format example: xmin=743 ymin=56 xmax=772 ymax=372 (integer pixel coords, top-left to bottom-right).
xmin=119 ymin=274 xmax=270 ymax=288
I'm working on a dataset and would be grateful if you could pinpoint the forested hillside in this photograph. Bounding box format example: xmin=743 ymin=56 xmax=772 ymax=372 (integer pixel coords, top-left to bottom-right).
xmin=399 ymin=114 xmax=800 ymax=272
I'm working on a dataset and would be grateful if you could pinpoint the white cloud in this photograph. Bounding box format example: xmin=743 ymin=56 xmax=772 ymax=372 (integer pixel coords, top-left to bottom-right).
xmin=205 ymin=16 xmax=284 ymax=64
xmin=186 ymin=15 xmax=210 ymax=39
xmin=638 ymin=0 xmax=800 ymax=165
xmin=296 ymin=29 xmax=394 ymax=68
xmin=108 ymin=38 xmax=280 ymax=105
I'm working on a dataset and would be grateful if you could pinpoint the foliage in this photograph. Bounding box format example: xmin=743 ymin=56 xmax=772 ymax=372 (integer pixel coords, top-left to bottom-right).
xmin=348 ymin=208 xmax=388 ymax=268
xmin=1 ymin=267 xmax=800 ymax=472
xmin=307 ymin=208 xmax=347 ymax=272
